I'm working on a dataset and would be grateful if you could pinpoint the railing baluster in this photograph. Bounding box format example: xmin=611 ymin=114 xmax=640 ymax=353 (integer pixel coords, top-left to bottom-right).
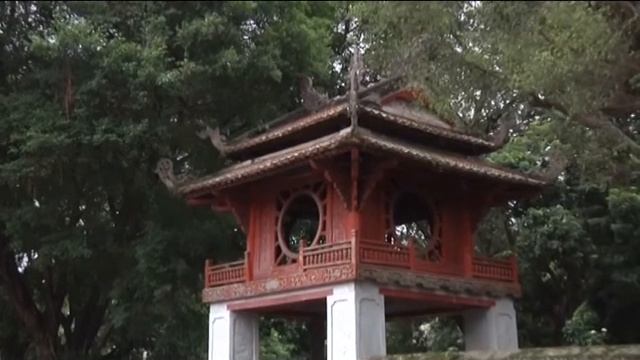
xmin=471 ymin=256 xmax=517 ymax=283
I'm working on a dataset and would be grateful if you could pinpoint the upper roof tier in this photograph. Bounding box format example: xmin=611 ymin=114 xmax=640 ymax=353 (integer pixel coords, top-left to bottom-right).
xmin=214 ymin=77 xmax=504 ymax=160
xmin=156 ymin=71 xmax=555 ymax=200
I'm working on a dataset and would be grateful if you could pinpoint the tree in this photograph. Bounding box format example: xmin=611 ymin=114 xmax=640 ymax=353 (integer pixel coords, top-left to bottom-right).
xmin=359 ymin=0 xmax=640 ymax=347
xmin=0 ymin=2 xmax=340 ymax=359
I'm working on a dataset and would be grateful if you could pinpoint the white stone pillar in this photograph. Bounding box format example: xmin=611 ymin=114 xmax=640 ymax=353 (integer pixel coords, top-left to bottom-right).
xmin=209 ymin=304 xmax=259 ymax=360
xmin=326 ymin=282 xmax=386 ymax=360
xmin=463 ymin=298 xmax=519 ymax=351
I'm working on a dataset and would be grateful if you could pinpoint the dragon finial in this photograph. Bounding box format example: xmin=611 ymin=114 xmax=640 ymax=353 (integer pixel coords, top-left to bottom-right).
xmin=197 ymin=124 xmax=228 ymax=156
xmin=299 ymin=75 xmax=329 ymax=112
xmin=155 ymin=158 xmax=195 ymax=193
xmin=490 ymin=117 xmax=517 ymax=148
xmin=348 ymin=47 xmax=364 ymax=127
xmin=155 ymin=158 xmax=178 ymax=192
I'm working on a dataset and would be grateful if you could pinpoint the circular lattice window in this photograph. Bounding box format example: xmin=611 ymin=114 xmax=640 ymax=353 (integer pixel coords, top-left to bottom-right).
xmin=385 ymin=190 xmax=442 ymax=262
xmin=276 ymin=184 xmax=326 ymax=263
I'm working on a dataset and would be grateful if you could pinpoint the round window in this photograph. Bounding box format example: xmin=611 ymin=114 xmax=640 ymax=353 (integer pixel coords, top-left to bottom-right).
xmin=277 ymin=191 xmax=322 ymax=259
xmin=387 ymin=191 xmax=442 ymax=262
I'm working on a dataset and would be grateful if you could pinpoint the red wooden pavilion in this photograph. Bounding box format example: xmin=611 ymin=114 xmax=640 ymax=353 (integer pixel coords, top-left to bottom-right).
xmin=158 ymin=69 xmax=550 ymax=360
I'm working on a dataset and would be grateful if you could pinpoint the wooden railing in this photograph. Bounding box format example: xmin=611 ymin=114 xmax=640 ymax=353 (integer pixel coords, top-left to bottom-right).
xmin=204 ymin=240 xmax=519 ymax=288
xmin=301 ymin=241 xmax=352 ymax=270
xmin=205 ymin=259 xmax=246 ymax=287
xmin=472 ymin=256 xmax=518 ymax=283
xmin=359 ymin=239 xmax=410 ymax=268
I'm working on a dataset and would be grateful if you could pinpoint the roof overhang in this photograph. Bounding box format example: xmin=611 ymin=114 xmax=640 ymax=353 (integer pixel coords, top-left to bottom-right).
xmin=178 ymin=127 xmax=546 ymax=199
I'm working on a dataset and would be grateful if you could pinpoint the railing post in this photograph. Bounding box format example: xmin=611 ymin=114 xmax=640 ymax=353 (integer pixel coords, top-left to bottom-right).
xmin=464 ymin=252 xmax=474 ymax=278
xmin=245 ymin=251 xmax=252 ymax=282
xmin=510 ymin=255 xmax=519 ymax=283
xmin=408 ymin=238 xmax=416 ymax=271
xmin=352 ymin=230 xmax=359 ymax=271
xmin=299 ymin=241 xmax=305 ymax=271
xmin=204 ymin=259 xmax=213 ymax=288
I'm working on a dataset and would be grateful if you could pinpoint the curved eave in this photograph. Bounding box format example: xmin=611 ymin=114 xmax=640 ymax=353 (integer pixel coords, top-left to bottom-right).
xmin=353 ymin=128 xmax=543 ymax=187
xmin=359 ymin=106 xmax=499 ymax=154
xmin=178 ymin=128 xmax=546 ymax=198
xmin=179 ymin=128 xmax=354 ymax=197
xmin=223 ymin=105 xmax=500 ymax=160
xmin=222 ymin=104 xmax=348 ymax=157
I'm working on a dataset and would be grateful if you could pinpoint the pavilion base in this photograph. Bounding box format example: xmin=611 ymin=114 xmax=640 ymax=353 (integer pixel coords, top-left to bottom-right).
xmin=206 ymin=282 xmax=518 ymax=359
xmin=463 ymin=298 xmax=519 ymax=351
xmin=208 ymin=304 xmax=259 ymax=360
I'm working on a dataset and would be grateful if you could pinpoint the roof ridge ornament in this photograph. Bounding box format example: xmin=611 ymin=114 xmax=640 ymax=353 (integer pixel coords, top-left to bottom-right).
xmin=489 ymin=116 xmax=516 ymax=148
xmin=348 ymin=47 xmax=364 ymax=131
xmin=299 ymin=75 xmax=329 ymax=113
xmin=197 ymin=124 xmax=228 ymax=156
xmin=155 ymin=158 xmax=195 ymax=193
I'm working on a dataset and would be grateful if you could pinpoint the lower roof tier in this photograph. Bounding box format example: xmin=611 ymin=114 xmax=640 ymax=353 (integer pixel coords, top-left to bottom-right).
xmin=178 ymin=126 xmax=546 ymax=199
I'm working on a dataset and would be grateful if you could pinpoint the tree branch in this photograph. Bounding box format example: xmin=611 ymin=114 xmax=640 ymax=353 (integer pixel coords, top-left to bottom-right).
xmin=528 ymin=93 xmax=640 ymax=152
xmin=573 ymin=112 xmax=640 ymax=152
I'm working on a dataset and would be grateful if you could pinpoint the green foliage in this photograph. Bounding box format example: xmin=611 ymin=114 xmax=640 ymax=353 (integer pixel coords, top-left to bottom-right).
xmin=387 ymin=317 xmax=463 ymax=355
xmin=2 ymin=1 xmax=640 ymax=358
xmin=360 ymin=0 xmax=640 ymax=348
xmin=417 ymin=318 xmax=463 ymax=352
xmin=563 ymin=303 xmax=607 ymax=346
xmin=260 ymin=327 xmax=297 ymax=360
xmin=0 ymin=1 xmax=341 ymax=359
xmin=358 ymin=2 xmax=628 ymax=128
xmin=259 ymin=318 xmax=310 ymax=360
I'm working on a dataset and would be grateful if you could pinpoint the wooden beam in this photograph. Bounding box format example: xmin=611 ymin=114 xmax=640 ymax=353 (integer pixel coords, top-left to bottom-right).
xmin=385 ymin=308 xmax=460 ymax=319
xmin=379 ymin=288 xmax=495 ymax=308
xmin=186 ymin=196 xmax=216 ymax=207
xmin=350 ymin=148 xmax=360 ymax=211
xmin=210 ymin=196 xmax=230 ymax=212
xmin=227 ymin=288 xmax=333 ymax=311
xmin=359 ymin=158 xmax=398 ymax=209
xmin=309 ymin=159 xmax=351 ymax=209
xmin=225 ymin=192 xmax=251 ymax=233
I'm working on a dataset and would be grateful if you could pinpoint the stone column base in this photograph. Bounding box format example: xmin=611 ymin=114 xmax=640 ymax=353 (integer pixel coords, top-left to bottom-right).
xmin=209 ymin=304 xmax=259 ymax=360
xmin=326 ymin=282 xmax=387 ymax=360
xmin=463 ymin=298 xmax=518 ymax=351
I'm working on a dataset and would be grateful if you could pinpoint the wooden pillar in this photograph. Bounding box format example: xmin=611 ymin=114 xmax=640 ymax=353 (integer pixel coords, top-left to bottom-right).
xmin=460 ymin=200 xmax=476 ymax=277
xmin=349 ymin=148 xmax=361 ymax=270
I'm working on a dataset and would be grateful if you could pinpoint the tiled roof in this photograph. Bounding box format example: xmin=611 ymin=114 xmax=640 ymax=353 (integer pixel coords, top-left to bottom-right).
xmin=359 ymin=106 xmax=497 ymax=151
xmin=222 ymin=79 xmax=499 ymax=158
xmin=222 ymin=104 xmax=348 ymax=155
xmin=178 ymin=127 xmax=545 ymax=197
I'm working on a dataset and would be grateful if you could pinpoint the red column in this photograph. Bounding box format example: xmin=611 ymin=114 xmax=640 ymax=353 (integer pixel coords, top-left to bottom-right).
xmin=348 ymin=211 xmax=360 ymax=270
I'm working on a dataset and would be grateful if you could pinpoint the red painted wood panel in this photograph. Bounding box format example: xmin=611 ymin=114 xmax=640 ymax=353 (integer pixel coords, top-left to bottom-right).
xmin=330 ymin=188 xmax=350 ymax=243
xmin=359 ymin=189 xmax=385 ymax=242
xmin=253 ymin=190 xmax=275 ymax=279
xmin=205 ymin=164 xmax=519 ymax=298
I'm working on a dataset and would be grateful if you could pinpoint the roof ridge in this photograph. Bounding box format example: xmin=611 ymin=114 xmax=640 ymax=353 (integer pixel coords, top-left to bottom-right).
xmin=229 ymin=76 xmax=403 ymax=142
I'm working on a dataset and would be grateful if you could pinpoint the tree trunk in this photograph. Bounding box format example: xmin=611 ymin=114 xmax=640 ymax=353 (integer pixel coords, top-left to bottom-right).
xmin=0 ymin=230 xmax=58 ymax=360
xmin=35 ymin=334 xmax=58 ymax=360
